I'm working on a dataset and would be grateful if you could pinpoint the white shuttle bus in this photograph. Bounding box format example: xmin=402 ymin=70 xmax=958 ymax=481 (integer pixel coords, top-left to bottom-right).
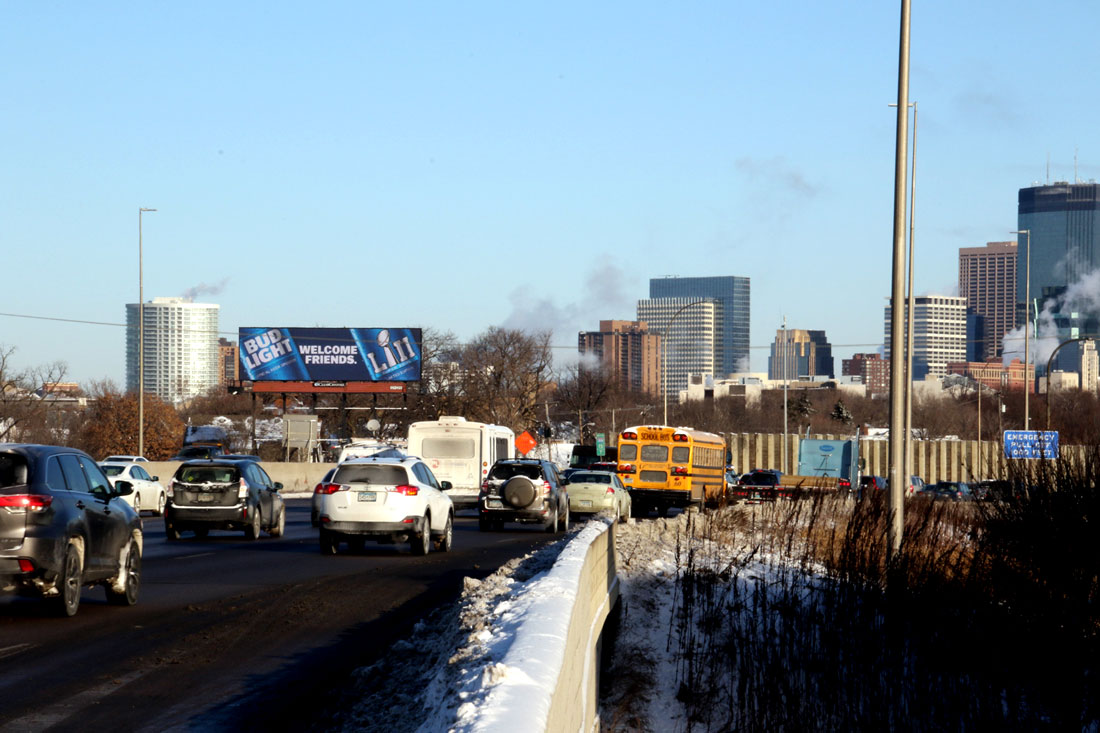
xmin=406 ymin=416 xmax=514 ymax=508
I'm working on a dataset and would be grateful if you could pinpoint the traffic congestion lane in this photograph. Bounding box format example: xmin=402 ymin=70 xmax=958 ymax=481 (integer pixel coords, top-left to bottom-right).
xmin=0 ymin=499 xmax=559 ymax=731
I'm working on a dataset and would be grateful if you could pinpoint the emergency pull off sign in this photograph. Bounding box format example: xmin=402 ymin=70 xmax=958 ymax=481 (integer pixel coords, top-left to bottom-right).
xmin=238 ymin=327 xmax=422 ymax=382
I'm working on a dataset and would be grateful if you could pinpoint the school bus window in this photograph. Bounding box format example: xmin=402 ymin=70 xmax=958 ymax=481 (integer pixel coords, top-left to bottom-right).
xmin=619 ymin=444 xmax=637 ymax=461
xmin=672 ymin=446 xmax=690 ymax=462
xmin=640 ymin=445 xmax=668 ymax=462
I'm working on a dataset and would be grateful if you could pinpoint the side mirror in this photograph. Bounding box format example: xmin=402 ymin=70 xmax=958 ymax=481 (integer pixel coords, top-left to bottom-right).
xmin=272 ymin=482 xmax=283 ymax=491
xmin=113 ymin=480 xmax=134 ymax=497
xmin=152 ymin=476 xmax=159 ymax=482
xmin=441 ymin=481 xmax=452 ymax=490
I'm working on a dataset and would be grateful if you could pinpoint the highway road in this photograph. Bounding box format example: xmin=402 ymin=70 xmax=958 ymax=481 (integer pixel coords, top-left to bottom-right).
xmin=0 ymin=499 xmax=558 ymax=732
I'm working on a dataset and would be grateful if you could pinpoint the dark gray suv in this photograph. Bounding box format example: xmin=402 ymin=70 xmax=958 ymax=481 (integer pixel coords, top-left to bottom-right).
xmin=0 ymin=444 xmax=143 ymax=616
xmin=477 ymin=459 xmax=569 ymax=533
xmin=165 ymin=459 xmax=286 ymax=540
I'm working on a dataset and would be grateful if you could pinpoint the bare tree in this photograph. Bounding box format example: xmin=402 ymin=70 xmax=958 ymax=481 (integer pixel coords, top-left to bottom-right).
xmin=74 ymin=387 xmax=185 ymax=460
xmin=553 ymin=361 xmax=619 ymax=442
xmin=456 ymin=327 xmax=554 ymax=431
xmin=0 ymin=345 xmax=70 ymax=443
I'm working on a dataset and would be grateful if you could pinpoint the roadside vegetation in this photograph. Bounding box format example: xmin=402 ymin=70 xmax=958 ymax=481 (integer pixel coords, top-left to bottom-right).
xmin=602 ymin=454 xmax=1098 ymax=731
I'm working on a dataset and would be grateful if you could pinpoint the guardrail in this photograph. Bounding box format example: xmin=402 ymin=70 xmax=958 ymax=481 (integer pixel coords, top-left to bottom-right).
xmin=142 ymin=461 xmax=336 ymax=496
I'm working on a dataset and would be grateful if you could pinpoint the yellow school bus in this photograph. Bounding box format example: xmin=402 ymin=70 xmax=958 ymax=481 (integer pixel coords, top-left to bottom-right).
xmin=616 ymin=425 xmax=726 ymax=514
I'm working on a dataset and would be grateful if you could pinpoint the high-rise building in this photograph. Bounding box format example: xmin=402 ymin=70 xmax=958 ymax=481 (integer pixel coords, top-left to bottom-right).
xmin=126 ymin=297 xmax=220 ymax=404
xmin=1017 ymin=183 xmax=1100 ymax=334
xmin=218 ymin=338 xmax=240 ymax=386
xmin=842 ymin=353 xmax=890 ymax=397
xmin=636 ymin=298 xmax=720 ymax=399
xmin=648 ymin=276 xmax=750 ymax=375
xmin=1082 ymin=340 xmax=1098 ymax=393
xmin=885 ymin=295 xmax=967 ymax=379
xmin=577 ymin=320 xmax=661 ymax=396
xmin=959 ymin=241 xmax=1017 ymax=360
xmin=768 ymin=329 xmax=834 ymax=380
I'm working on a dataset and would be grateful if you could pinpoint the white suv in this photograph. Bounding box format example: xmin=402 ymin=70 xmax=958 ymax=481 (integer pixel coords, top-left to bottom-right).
xmin=315 ymin=455 xmax=454 ymax=556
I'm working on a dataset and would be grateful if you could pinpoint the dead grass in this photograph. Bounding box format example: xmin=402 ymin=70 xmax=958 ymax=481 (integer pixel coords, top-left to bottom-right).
xmin=607 ymin=453 xmax=1099 ymax=731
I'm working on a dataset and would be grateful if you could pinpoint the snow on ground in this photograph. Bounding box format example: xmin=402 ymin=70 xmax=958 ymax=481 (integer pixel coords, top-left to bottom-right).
xmin=325 ymin=510 xmax=756 ymax=732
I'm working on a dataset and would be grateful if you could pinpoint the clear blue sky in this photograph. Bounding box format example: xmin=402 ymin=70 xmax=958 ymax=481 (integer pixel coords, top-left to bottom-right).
xmin=3 ymin=1 xmax=1099 ymax=385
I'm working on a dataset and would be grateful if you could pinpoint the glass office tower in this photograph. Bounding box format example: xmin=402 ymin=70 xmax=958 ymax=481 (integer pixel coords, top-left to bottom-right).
xmin=648 ymin=276 xmax=750 ymax=376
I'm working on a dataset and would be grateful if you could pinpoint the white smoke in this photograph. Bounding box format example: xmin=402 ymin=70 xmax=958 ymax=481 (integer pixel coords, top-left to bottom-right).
xmin=1001 ymin=268 xmax=1100 ymax=366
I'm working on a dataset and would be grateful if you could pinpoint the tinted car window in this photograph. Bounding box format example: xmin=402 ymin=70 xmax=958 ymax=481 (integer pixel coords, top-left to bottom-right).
xmin=421 ymin=463 xmax=441 ymax=488
xmin=45 ymin=456 xmax=68 ymax=492
xmin=80 ymin=457 xmax=112 ymax=494
xmin=102 ymin=465 xmax=125 ymax=477
xmin=489 ymin=464 xmax=541 ymax=480
xmin=134 ymin=466 xmax=151 ymax=481
xmin=179 ymin=466 xmax=238 ymax=483
xmin=254 ymin=464 xmax=274 ymax=487
xmin=59 ymin=454 xmax=90 ymax=492
xmin=571 ymin=472 xmax=610 ymax=484
xmin=0 ymin=454 xmax=29 ymax=488
xmin=334 ymin=465 xmax=408 ymax=485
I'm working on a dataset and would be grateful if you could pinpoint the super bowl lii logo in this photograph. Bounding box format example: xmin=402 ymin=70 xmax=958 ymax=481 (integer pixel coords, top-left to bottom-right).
xmin=365 ymin=329 xmax=417 ymax=378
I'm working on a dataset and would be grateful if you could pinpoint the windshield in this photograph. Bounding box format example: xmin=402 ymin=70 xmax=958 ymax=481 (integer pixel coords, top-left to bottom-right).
xmin=101 ymin=465 xmax=125 ymax=476
xmin=179 ymin=466 xmax=238 ymax=484
xmin=421 ymin=437 xmax=476 ymax=459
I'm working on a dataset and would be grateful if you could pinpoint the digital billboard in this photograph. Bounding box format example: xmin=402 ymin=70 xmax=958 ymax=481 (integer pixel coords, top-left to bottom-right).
xmin=238 ymin=327 xmax=422 ymax=383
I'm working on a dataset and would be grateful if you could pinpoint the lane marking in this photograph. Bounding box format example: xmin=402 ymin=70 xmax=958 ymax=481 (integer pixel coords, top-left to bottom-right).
xmin=0 ymin=643 xmax=34 ymax=660
xmin=174 ymin=552 xmax=215 ymax=559
xmin=0 ymin=669 xmax=148 ymax=732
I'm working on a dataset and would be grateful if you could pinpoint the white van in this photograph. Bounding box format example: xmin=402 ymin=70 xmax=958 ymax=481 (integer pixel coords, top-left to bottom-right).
xmin=406 ymin=416 xmax=514 ymax=508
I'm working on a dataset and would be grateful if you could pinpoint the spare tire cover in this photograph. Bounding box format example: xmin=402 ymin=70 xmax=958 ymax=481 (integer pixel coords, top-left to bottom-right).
xmin=503 ymin=476 xmax=537 ymax=508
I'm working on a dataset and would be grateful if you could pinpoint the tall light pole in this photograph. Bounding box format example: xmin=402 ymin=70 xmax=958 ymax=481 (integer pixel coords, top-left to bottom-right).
xmin=663 ymin=300 xmax=705 ymax=426
xmin=891 ymin=99 xmax=918 ymax=490
xmin=1011 ymin=229 xmax=1030 ymax=430
xmin=887 ymin=0 xmax=912 ymax=557
xmin=138 ymin=207 xmax=156 ymax=457
xmin=782 ymin=316 xmax=789 ymax=474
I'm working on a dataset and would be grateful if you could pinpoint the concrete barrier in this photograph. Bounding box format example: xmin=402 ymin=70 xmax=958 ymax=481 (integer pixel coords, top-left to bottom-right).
xmin=463 ymin=518 xmax=620 ymax=732
xmin=143 ymin=461 xmax=336 ymax=497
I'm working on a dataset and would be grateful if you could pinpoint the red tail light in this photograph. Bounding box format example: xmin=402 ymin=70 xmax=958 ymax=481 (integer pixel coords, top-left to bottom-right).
xmin=671 ymin=466 xmax=687 ymax=476
xmin=316 ymin=482 xmax=345 ymax=495
xmin=0 ymin=495 xmax=52 ymax=512
xmin=541 ymin=480 xmax=552 ymax=496
xmin=618 ymin=464 xmax=635 ymax=474
xmin=393 ymin=484 xmax=419 ymax=496
xmin=673 ymin=433 xmax=688 ymax=442
xmin=621 ymin=431 xmax=637 ymax=440
xmin=605 ymin=486 xmax=616 ymax=494
xmin=17 ymin=558 xmax=35 ymax=573
xmin=481 ymin=480 xmax=490 ymax=491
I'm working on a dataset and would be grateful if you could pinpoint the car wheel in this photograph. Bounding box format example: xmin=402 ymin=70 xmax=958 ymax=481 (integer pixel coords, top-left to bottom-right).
xmin=546 ymin=506 xmax=559 ymax=534
xmin=561 ymin=504 xmax=570 ymax=533
xmin=268 ymin=507 xmax=286 ymax=538
xmin=105 ymin=539 xmax=141 ymax=607
xmin=434 ymin=514 xmax=453 ymax=552
xmin=54 ymin=543 xmax=83 ymax=617
xmin=156 ymin=493 xmax=166 ymax=517
xmin=411 ymin=516 xmax=431 ymax=556
xmin=165 ymin=520 xmax=181 ymax=540
xmin=245 ymin=507 xmax=261 ymax=540
xmin=192 ymin=527 xmax=209 ymax=539
xmin=319 ymin=528 xmax=338 ymax=555
xmin=133 ymin=493 xmax=141 ymax=514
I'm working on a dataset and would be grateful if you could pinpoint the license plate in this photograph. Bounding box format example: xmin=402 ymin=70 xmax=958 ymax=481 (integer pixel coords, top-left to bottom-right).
xmin=580 ymin=500 xmax=592 ymax=507
xmin=486 ymin=499 xmax=502 ymax=508
xmin=196 ymin=494 xmax=215 ymax=503
xmin=357 ymin=492 xmax=377 ymax=502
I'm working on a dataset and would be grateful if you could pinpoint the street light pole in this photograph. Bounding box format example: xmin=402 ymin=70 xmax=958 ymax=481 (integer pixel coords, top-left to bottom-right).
xmin=1011 ymin=229 xmax=1031 ymax=430
xmin=138 ymin=207 xmax=156 ymax=457
xmin=663 ymin=300 xmax=705 ymax=426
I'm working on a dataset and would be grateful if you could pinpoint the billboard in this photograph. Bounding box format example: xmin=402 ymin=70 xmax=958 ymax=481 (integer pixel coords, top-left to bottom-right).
xmin=238 ymin=327 xmax=422 ymax=383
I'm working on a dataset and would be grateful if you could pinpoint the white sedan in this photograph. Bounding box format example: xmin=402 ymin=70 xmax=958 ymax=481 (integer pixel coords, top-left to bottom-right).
xmin=100 ymin=461 xmax=168 ymax=515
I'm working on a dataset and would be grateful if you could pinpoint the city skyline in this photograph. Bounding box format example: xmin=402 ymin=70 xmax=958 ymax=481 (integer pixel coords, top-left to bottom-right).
xmin=4 ymin=3 xmax=1100 ymax=385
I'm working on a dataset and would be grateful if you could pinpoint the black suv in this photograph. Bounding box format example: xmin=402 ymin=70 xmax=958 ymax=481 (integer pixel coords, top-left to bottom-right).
xmin=478 ymin=459 xmax=569 ymax=533
xmin=0 ymin=444 xmax=143 ymax=616
xmin=165 ymin=459 xmax=286 ymax=540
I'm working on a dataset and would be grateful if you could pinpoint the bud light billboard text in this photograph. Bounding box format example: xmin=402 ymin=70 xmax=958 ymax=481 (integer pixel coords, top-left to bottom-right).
xmin=238 ymin=328 xmax=422 ymax=382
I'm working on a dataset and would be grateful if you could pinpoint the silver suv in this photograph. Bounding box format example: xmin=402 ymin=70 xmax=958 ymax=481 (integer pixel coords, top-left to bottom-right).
xmin=478 ymin=459 xmax=569 ymax=533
